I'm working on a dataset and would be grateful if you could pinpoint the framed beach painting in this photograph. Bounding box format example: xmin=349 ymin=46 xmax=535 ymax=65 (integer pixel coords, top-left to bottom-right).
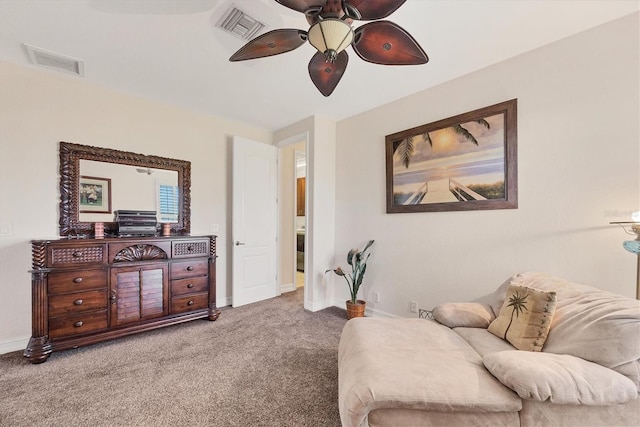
xmin=385 ymin=99 xmax=517 ymax=213
xmin=79 ymin=175 xmax=112 ymax=213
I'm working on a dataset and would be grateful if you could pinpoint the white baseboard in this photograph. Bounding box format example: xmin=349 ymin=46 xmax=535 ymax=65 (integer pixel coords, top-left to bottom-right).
xmin=331 ymin=298 xmax=399 ymax=318
xmin=305 ymin=297 xmax=334 ymax=312
xmin=364 ymin=305 xmax=399 ymax=318
xmin=280 ymin=283 xmax=296 ymax=294
xmin=0 ymin=337 xmax=29 ymax=355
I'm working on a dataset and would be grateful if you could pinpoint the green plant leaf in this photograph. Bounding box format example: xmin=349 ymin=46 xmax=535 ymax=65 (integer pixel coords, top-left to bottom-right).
xmin=329 ymin=240 xmax=375 ymax=303
xmin=347 ymin=249 xmax=358 ymax=266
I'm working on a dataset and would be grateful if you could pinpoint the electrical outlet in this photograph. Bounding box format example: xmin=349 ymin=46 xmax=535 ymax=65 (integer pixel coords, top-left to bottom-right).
xmin=410 ymin=301 xmax=419 ymax=313
xmin=371 ymin=291 xmax=380 ymax=303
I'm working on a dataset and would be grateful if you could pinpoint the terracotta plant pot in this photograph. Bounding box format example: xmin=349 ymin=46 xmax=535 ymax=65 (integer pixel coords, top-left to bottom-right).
xmin=346 ymin=299 xmax=366 ymax=319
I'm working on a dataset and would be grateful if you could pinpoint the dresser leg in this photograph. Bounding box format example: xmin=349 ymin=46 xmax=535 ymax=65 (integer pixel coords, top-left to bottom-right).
xmin=24 ymin=336 xmax=52 ymax=364
xmin=208 ymin=306 xmax=221 ymax=321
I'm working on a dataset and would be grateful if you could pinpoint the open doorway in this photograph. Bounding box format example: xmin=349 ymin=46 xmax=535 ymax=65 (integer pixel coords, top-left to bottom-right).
xmin=276 ymin=135 xmax=307 ymax=300
xmin=295 ymin=150 xmax=306 ymax=289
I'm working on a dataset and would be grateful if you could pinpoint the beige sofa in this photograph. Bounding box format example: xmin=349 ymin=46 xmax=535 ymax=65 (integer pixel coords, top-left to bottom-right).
xmin=338 ymin=272 xmax=640 ymax=427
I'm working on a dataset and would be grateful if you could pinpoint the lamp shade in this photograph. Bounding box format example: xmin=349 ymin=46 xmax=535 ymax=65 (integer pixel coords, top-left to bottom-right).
xmin=308 ymin=18 xmax=354 ymax=62
xmin=624 ymin=240 xmax=640 ymax=254
xmin=623 ymin=224 xmax=640 ymax=254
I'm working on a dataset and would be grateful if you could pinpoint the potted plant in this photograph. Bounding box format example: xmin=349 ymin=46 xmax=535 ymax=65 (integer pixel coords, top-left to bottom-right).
xmin=326 ymin=240 xmax=375 ymax=319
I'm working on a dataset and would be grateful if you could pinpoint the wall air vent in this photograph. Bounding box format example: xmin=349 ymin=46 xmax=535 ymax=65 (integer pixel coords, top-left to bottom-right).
xmin=24 ymin=44 xmax=85 ymax=77
xmin=216 ymin=6 xmax=266 ymax=41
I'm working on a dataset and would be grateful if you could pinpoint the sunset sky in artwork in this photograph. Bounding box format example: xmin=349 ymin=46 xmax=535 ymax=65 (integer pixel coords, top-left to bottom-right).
xmin=393 ymin=113 xmax=505 ymax=195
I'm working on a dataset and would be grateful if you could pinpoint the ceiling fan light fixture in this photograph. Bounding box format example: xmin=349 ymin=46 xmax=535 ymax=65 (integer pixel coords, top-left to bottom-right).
xmin=308 ymin=18 xmax=354 ymax=63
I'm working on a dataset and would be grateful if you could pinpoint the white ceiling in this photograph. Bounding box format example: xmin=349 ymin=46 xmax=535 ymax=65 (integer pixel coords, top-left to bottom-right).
xmin=1 ymin=0 xmax=638 ymax=131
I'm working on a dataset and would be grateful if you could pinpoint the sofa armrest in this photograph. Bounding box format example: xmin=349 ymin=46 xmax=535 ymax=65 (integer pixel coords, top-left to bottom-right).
xmin=483 ymin=350 xmax=638 ymax=405
xmin=433 ymin=302 xmax=495 ymax=328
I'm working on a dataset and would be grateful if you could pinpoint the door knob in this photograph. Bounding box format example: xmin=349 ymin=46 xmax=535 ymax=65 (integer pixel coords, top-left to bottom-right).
xmin=235 ymin=241 xmax=245 ymax=246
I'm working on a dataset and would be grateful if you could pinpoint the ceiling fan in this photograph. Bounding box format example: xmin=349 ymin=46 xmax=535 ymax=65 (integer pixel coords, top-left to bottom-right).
xmin=229 ymin=0 xmax=428 ymax=96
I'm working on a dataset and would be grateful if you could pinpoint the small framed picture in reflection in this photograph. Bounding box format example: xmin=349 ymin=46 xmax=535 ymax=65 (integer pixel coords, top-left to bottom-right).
xmin=79 ymin=175 xmax=112 ymax=214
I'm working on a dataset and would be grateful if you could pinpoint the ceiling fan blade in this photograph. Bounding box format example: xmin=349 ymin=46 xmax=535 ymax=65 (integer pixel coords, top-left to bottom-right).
xmin=275 ymin=0 xmax=326 ymax=15
xmin=229 ymin=29 xmax=308 ymax=61
xmin=308 ymin=51 xmax=348 ymax=97
xmin=353 ymin=21 xmax=428 ymax=65
xmin=344 ymin=0 xmax=406 ymax=20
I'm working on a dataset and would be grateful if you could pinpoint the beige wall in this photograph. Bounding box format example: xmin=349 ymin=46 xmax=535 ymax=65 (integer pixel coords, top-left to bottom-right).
xmin=333 ymin=13 xmax=640 ymax=315
xmin=0 ymin=61 xmax=271 ymax=352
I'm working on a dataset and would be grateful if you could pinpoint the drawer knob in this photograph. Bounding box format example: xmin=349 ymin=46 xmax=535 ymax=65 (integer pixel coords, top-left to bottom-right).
xmin=187 ymin=300 xmax=194 ymax=306
xmin=74 ymin=299 xmax=83 ymax=305
xmin=187 ymin=283 xmax=194 ymax=289
xmin=74 ymin=321 xmax=84 ymax=328
xmin=73 ymin=277 xmax=83 ymax=283
xmin=72 ymin=251 xmax=82 ymax=258
xmin=186 ymin=266 xmax=194 ymax=271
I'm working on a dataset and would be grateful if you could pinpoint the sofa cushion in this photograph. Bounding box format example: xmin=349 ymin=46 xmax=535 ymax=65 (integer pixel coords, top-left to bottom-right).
xmin=433 ymin=302 xmax=496 ymax=328
xmin=483 ymin=351 xmax=638 ymax=405
xmin=519 ymin=398 xmax=640 ymax=427
xmin=453 ymin=327 xmax=516 ymax=357
xmin=488 ymin=284 xmax=556 ymax=351
xmin=492 ymin=272 xmax=640 ymax=389
xmin=338 ymin=318 xmax=521 ymax=427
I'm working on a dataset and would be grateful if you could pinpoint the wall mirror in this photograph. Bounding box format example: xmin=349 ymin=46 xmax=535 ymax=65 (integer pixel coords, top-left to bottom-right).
xmin=59 ymin=141 xmax=191 ymax=237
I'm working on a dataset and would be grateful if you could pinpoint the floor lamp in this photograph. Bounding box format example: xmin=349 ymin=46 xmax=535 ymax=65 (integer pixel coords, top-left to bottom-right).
xmin=611 ymin=219 xmax=640 ymax=300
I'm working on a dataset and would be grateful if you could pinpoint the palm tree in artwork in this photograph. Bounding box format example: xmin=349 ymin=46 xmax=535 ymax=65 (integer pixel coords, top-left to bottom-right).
xmin=503 ymin=290 xmax=529 ymax=340
xmin=394 ymin=119 xmax=491 ymax=168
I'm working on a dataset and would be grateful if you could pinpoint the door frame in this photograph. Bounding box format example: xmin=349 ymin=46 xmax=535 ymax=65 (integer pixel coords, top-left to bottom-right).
xmin=276 ymin=132 xmax=309 ymax=306
xmin=293 ymin=149 xmax=306 ymax=291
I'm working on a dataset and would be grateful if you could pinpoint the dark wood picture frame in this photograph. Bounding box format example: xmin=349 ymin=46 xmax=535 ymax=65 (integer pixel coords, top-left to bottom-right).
xmin=385 ymin=99 xmax=517 ymax=213
xmin=79 ymin=175 xmax=112 ymax=213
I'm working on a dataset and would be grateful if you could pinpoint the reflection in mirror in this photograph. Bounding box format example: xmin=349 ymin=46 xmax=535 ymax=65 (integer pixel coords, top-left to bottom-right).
xmin=59 ymin=141 xmax=191 ymax=237
xmin=78 ymin=160 xmax=179 ymax=223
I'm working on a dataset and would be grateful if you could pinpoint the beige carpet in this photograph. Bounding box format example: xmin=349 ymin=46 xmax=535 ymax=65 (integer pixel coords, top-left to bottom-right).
xmin=0 ymin=289 xmax=347 ymax=426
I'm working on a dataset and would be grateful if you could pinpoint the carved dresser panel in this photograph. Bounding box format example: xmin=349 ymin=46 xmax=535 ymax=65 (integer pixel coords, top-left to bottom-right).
xmin=25 ymin=235 xmax=219 ymax=363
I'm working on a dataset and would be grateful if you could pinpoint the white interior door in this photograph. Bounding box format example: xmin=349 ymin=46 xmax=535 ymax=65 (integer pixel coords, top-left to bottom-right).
xmin=232 ymin=136 xmax=278 ymax=307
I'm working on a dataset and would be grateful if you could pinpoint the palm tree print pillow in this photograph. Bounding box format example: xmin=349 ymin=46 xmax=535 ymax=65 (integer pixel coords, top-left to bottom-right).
xmin=488 ymin=284 xmax=557 ymax=351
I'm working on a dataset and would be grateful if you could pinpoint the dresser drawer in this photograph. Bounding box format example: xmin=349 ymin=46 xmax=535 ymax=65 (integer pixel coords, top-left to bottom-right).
xmin=49 ymin=310 xmax=108 ymax=339
xmin=171 ymin=259 xmax=208 ymax=279
xmin=48 ymin=269 xmax=107 ymax=294
xmin=49 ymin=289 xmax=108 ymax=317
xmin=172 ymin=239 xmax=209 ymax=258
xmin=49 ymin=245 xmax=106 ymax=267
xmin=170 ymin=293 xmax=208 ymax=314
xmin=171 ymin=276 xmax=209 ymax=297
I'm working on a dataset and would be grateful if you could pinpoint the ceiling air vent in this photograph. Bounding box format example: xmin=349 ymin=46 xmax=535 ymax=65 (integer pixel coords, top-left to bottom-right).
xmin=24 ymin=44 xmax=85 ymax=77
xmin=216 ymin=6 xmax=266 ymax=41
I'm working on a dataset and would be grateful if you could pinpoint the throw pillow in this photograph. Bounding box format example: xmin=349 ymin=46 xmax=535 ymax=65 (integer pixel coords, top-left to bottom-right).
xmin=487 ymin=284 xmax=556 ymax=351
xmin=483 ymin=351 xmax=638 ymax=405
xmin=432 ymin=302 xmax=495 ymax=328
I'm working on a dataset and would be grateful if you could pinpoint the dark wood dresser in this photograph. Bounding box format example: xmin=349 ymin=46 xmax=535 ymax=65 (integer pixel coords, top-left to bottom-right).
xmin=25 ymin=235 xmax=220 ymax=363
